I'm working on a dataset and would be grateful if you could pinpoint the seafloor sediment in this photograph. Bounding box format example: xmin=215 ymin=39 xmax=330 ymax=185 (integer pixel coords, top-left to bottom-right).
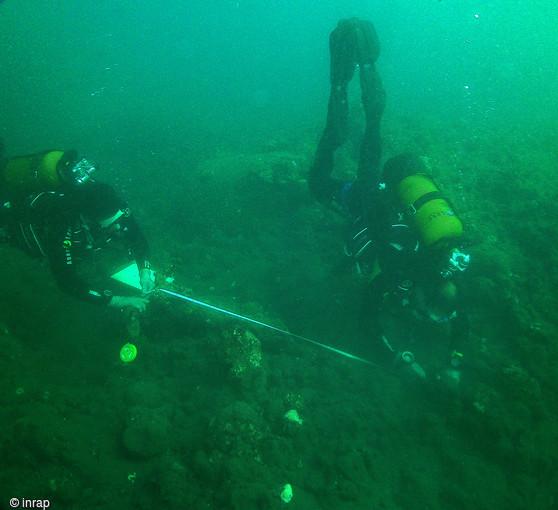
xmin=1 ymin=114 xmax=556 ymax=509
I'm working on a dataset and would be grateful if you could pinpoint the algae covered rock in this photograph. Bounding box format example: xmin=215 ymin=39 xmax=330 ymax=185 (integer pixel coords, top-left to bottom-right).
xmin=125 ymin=380 xmax=165 ymax=409
xmin=122 ymin=406 xmax=171 ymax=459
xmin=208 ymin=401 xmax=266 ymax=458
xmin=196 ymin=150 xmax=305 ymax=186
xmin=219 ymin=328 xmax=265 ymax=388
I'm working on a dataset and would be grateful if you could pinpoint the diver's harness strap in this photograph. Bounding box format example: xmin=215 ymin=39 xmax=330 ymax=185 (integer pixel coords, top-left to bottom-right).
xmin=18 ymin=222 xmax=45 ymax=256
xmin=16 ymin=191 xmax=57 ymax=257
xmin=405 ymin=190 xmax=442 ymax=215
xmin=344 ymin=222 xmax=372 ymax=259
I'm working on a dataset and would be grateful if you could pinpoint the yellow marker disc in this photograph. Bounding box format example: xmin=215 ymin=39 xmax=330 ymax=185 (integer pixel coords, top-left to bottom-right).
xmin=120 ymin=343 xmax=137 ymax=363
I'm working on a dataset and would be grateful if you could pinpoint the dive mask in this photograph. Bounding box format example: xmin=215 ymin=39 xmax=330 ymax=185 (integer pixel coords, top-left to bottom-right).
xmin=441 ymin=249 xmax=470 ymax=279
xmin=71 ymin=158 xmax=96 ymax=185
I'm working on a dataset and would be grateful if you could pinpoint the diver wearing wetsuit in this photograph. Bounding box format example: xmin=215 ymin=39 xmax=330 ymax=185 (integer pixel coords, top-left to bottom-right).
xmin=309 ymin=19 xmax=470 ymax=378
xmin=0 ymin=148 xmax=154 ymax=311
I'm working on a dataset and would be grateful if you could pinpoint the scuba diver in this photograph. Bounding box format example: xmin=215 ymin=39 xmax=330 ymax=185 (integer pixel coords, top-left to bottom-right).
xmin=309 ymin=19 xmax=471 ymax=382
xmin=0 ymin=144 xmax=155 ymax=312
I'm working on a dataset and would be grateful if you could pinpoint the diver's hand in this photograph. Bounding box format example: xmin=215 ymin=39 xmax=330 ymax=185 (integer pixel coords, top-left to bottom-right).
xmin=449 ymin=352 xmax=463 ymax=369
xmin=439 ymin=352 xmax=463 ymax=388
xmin=139 ymin=268 xmax=155 ymax=294
xmin=441 ymin=368 xmax=461 ymax=389
xmin=109 ymin=295 xmax=149 ymax=313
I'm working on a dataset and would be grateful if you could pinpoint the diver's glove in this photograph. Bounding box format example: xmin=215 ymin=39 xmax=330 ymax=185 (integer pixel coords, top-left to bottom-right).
xmin=443 ymin=351 xmax=463 ymax=387
xmin=109 ymin=295 xmax=149 ymax=313
xmin=139 ymin=268 xmax=155 ymax=294
xmin=443 ymin=368 xmax=461 ymax=387
xmin=449 ymin=350 xmax=463 ymax=369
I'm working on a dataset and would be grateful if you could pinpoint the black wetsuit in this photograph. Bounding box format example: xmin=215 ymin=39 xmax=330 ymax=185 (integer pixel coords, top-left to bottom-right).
xmin=309 ymin=18 xmax=385 ymax=206
xmin=0 ymin=187 xmax=150 ymax=305
xmin=309 ymin=19 xmax=469 ymax=364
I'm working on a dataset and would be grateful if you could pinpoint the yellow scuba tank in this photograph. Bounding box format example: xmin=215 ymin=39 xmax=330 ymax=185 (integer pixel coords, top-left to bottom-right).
xmin=397 ymin=173 xmax=463 ymax=247
xmin=2 ymin=150 xmax=76 ymax=194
